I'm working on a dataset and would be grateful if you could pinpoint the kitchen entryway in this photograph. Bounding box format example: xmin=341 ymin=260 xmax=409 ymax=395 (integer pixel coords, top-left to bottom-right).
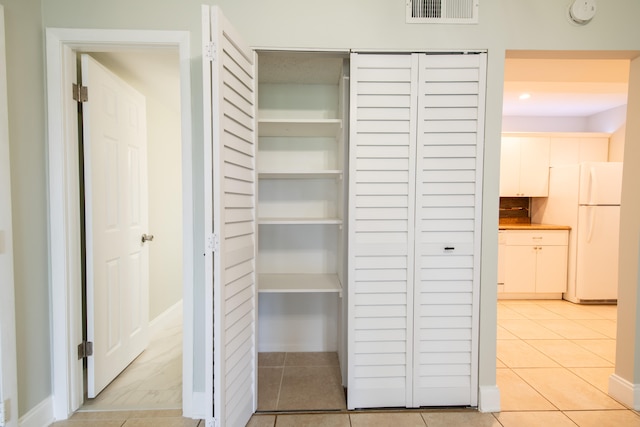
xmin=497 ymin=299 xmax=618 ymax=411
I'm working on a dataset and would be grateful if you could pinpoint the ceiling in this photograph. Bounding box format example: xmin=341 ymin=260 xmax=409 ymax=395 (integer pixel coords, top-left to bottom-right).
xmin=502 ymin=57 xmax=630 ymax=117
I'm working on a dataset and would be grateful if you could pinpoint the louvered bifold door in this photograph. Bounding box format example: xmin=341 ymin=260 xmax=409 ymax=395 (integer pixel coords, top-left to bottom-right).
xmin=412 ymin=53 xmax=486 ymax=406
xmin=348 ymin=53 xmax=419 ymax=409
xmin=204 ymin=6 xmax=257 ymax=427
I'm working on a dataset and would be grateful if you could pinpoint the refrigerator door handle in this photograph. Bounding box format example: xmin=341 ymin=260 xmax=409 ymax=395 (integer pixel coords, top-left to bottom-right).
xmin=587 ymin=206 xmax=596 ymax=243
xmin=589 ymin=166 xmax=598 ymax=206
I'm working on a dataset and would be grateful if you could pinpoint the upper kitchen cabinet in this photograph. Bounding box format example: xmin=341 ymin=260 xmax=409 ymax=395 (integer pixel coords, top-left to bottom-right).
xmin=500 ymin=135 xmax=550 ymax=197
xmin=549 ymin=133 xmax=610 ymax=166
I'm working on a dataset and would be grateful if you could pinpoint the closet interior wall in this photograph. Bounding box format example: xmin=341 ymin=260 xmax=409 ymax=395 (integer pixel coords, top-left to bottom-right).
xmin=256 ymin=51 xmax=349 ymax=372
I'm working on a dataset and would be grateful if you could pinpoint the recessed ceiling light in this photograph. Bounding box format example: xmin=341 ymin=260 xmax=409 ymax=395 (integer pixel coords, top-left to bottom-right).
xmin=519 ymin=93 xmax=531 ymax=100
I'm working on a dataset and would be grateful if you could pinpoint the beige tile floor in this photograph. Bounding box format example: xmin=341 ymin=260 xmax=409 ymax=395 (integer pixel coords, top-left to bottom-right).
xmin=257 ymin=352 xmax=346 ymax=411
xmin=56 ymin=300 xmax=640 ymax=426
xmin=79 ymin=308 xmax=182 ymax=411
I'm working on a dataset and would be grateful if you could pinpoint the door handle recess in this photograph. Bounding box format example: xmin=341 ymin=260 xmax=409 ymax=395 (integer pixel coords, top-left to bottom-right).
xmin=141 ymin=233 xmax=154 ymax=243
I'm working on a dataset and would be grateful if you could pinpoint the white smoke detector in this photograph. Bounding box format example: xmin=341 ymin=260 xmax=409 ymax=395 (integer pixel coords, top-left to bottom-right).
xmin=568 ymin=0 xmax=597 ymax=25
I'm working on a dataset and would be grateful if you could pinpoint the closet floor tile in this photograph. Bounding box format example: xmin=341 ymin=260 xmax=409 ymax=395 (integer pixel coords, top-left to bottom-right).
xmin=258 ymin=352 xmax=285 ymax=367
xmin=257 ymin=367 xmax=283 ymax=411
xmin=284 ymin=351 xmax=339 ymax=366
xmin=277 ymin=366 xmax=345 ymax=411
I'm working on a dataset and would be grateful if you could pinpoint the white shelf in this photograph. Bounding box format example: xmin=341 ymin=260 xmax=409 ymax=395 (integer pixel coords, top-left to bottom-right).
xmin=258 ymin=118 xmax=342 ymax=137
xmin=258 ymin=217 xmax=342 ymax=225
xmin=259 ymin=170 xmax=342 ymax=179
xmin=258 ymin=273 xmax=342 ymax=294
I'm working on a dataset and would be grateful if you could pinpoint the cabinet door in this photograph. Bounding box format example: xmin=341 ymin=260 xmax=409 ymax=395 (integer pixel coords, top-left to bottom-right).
xmin=504 ymin=245 xmax=536 ymax=293
xmin=518 ymin=137 xmax=550 ymax=196
xmin=535 ymin=245 xmax=568 ymax=293
xmin=499 ymin=137 xmax=521 ymax=196
xmin=549 ymin=137 xmax=580 ymax=166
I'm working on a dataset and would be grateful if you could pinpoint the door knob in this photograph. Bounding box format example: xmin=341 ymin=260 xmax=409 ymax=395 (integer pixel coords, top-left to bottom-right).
xmin=141 ymin=233 xmax=154 ymax=243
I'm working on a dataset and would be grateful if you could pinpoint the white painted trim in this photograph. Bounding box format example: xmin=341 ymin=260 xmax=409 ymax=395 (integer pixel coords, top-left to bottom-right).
xmin=609 ymin=373 xmax=640 ymax=410
xmin=17 ymin=396 xmax=53 ymax=427
xmin=0 ymin=6 xmax=19 ymax=427
xmin=190 ymin=392 xmax=207 ymax=421
xmin=45 ymin=28 xmax=196 ymax=420
xmin=477 ymin=385 xmax=501 ymax=413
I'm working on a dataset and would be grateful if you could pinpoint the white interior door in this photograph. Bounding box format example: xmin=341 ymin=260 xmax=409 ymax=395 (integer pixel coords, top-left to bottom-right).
xmin=203 ymin=6 xmax=257 ymax=427
xmin=413 ymin=53 xmax=485 ymax=407
xmin=82 ymin=54 xmax=150 ymax=398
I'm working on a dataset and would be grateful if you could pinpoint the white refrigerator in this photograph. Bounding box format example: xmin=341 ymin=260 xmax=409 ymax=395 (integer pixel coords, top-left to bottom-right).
xmin=532 ymin=162 xmax=623 ymax=302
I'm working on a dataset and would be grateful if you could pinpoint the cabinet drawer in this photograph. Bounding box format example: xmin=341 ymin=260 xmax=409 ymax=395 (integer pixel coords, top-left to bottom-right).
xmin=504 ymin=230 xmax=568 ymax=246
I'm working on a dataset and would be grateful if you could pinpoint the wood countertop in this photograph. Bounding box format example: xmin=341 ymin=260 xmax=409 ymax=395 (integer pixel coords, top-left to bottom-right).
xmin=499 ymin=223 xmax=571 ymax=230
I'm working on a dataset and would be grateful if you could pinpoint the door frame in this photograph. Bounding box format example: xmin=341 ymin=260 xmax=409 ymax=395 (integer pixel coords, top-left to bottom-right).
xmin=45 ymin=28 xmax=195 ymax=420
xmin=0 ymin=5 xmax=19 ymax=426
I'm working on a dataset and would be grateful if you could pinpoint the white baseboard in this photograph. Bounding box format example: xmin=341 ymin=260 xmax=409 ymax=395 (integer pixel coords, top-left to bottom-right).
xmin=478 ymin=385 xmax=501 ymax=413
xmin=149 ymin=299 xmax=183 ymax=339
xmin=609 ymin=373 xmax=640 ymax=410
xmin=18 ymin=396 xmax=53 ymax=427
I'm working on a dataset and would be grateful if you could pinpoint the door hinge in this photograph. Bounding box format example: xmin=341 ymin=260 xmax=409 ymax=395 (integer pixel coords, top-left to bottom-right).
xmin=207 ymin=233 xmax=220 ymax=253
xmin=204 ymin=41 xmax=216 ymax=62
xmin=72 ymin=83 xmax=88 ymax=102
xmin=77 ymin=341 xmax=94 ymax=359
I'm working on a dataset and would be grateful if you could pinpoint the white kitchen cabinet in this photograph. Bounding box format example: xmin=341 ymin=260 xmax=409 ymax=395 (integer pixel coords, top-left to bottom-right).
xmin=500 ymin=136 xmax=550 ymax=197
xmin=349 ymin=52 xmax=486 ymax=409
xmin=497 ymin=231 xmax=506 ymax=292
xmin=256 ymin=51 xmax=348 ymax=352
xmin=502 ymin=230 xmax=568 ymax=295
xmin=549 ymin=134 xmax=609 ymax=166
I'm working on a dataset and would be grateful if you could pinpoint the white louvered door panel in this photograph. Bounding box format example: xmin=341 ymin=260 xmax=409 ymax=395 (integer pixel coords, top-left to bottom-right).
xmin=413 ymin=53 xmax=486 ymax=406
xmin=203 ymin=6 xmax=257 ymax=427
xmin=348 ymin=53 xmax=419 ymax=409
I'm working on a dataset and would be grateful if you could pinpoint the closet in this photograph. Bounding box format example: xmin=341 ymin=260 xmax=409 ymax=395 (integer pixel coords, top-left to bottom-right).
xmin=348 ymin=53 xmax=486 ymax=409
xmin=256 ymin=51 xmax=348 ymax=356
xmin=203 ymin=6 xmax=487 ymax=426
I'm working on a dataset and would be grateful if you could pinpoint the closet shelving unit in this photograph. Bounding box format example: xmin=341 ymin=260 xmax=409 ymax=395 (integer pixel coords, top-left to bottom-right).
xmin=256 ymin=51 xmax=348 ymax=351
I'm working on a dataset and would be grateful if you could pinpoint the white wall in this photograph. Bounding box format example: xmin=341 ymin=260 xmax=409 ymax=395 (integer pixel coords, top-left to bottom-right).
xmin=90 ymin=52 xmax=184 ymax=321
xmin=587 ymin=105 xmax=628 ymax=161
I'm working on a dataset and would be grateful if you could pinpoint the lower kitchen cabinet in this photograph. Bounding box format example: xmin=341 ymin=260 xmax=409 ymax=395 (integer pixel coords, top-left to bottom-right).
xmin=502 ymin=229 xmax=569 ymax=296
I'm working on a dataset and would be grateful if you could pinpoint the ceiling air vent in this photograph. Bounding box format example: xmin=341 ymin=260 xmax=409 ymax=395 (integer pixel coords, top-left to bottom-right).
xmin=407 ymin=0 xmax=479 ymax=24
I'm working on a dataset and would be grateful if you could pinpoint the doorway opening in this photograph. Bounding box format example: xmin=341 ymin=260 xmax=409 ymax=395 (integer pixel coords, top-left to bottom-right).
xmin=77 ymin=50 xmax=183 ymax=411
xmin=45 ymin=28 xmax=196 ymax=420
xmin=496 ymin=50 xmax=632 ymax=412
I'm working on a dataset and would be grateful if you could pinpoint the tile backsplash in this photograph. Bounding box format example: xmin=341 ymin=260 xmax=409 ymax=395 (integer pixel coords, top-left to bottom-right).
xmin=499 ymin=197 xmax=530 ymax=224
